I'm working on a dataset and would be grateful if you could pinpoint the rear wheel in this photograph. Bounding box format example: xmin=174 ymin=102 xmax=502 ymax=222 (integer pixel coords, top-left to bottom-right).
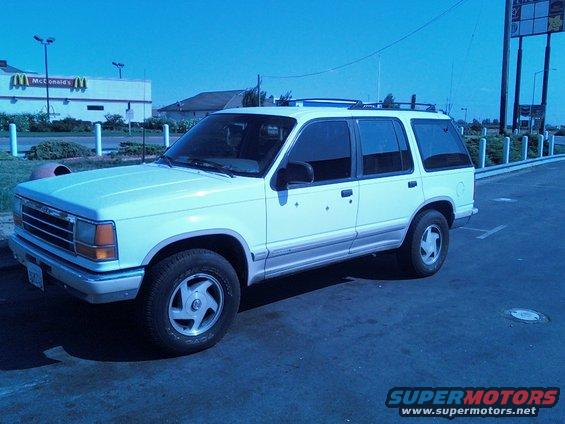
xmin=140 ymin=249 xmax=240 ymax=355
xmin=398 ymin=209 xmax=449 ymax=277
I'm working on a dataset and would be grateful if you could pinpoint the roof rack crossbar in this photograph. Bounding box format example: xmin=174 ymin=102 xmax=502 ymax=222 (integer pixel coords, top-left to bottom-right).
xmin=349 ymin=102 xmax=437 ymax=112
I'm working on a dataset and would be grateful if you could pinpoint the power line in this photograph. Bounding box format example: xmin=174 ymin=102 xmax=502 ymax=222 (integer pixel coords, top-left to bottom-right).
xmin=263 ymin=0 xmax=470 ymax=80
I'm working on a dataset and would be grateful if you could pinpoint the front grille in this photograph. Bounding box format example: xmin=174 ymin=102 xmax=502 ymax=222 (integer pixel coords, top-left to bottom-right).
xmin=21 ymin=200 xmax=75 ymax=253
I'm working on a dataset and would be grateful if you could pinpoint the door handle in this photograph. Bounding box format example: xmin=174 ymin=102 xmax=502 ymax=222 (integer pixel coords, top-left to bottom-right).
xmin=408 ymin=181 xmax=418 ymax=188
xmin=341 ymin=189 xmax=353 ymax=198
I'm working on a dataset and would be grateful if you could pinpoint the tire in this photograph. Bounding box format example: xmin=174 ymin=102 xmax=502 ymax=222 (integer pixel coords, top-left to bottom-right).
xmin=140 ymin=249 xmax=240 ymax=355
xmin=398 ymin=209 xmax=449 ymax=277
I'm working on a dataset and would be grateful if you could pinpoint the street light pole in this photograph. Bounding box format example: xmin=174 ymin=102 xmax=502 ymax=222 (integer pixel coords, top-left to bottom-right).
xmin=112 ymin=62 xmax=125 ymax=79
xmin=530 ymin=68 xmax=556 ymax=133
xmin=33 ymin=35 xmax=55 ymax=121
xmin=461 ymin=107 xmax=468 ymax=123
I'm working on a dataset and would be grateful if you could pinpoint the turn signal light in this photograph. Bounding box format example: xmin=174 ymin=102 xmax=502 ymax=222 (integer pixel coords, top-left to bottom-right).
xmin=76 ymin=244 xmax=117 ymax=261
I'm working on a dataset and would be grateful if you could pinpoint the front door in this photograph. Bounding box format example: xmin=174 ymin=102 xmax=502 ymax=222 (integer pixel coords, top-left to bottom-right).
xmin=265 ymin=120 xmax=358 ymax=278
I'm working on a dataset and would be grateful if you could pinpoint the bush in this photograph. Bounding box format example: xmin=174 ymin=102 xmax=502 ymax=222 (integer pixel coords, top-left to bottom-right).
xmin=143 ymin=116 xmax=198 ymax=133
xmin=50 ymin=117 xmax=92 ymax=132
xmin=176 ymin=119 xmax=198 ymax=133
xmin=102 ymin=114 xmax=126 ymax=131
xmin=0 ymin=151 xmax=16 ymax=161
xmin=555 ymin=128 xmax=565 ymax=136
xmin=26 ymin=141 xmax=93 ymax=160
xmin=116 ymin=141 xmax=165 ymax=156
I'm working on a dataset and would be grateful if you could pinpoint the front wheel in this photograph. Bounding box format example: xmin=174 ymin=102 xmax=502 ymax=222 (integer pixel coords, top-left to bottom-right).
xmin=140 ymin=249 xmax=240 ymax=355
xmin=398 ymin=209 xmax=449 ymax=277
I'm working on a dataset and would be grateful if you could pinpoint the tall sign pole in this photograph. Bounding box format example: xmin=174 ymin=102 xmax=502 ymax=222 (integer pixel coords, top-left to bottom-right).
xmin=499 ymin=0 xmax=513 ymax=135
xmin=539 ymin=33 xmax=552 ymax=132
xmin=512 ymin=36 xmax=524 ymax=132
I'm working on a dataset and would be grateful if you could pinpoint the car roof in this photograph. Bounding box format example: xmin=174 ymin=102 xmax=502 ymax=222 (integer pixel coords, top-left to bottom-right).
xmin=217 ymin=106 xmax=451 ymax=121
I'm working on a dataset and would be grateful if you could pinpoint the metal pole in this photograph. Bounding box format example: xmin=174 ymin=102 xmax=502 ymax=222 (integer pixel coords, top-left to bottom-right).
xmin=512 ymin=37 xmax=523 ymax=132
xmin=44 ymin=43 xmax=51 ymax=121
xmin=257 ymin=74 xmax=261 ymax=107
xmin=521 ymin=135 xmax=528 ymax=161
xmin=539 ymin=33 xmax=552 ymax=132
xmin=499 ymin=0 xmax=512 ymax=135
xmin=530 ymin=73 xmax=538 ymax=134
xmin=377 ymin=56 xmax=381 ymax=102
xmin=163 ymin=123 xmax=170 ymax=148
xmin=479 ymin=138 xmax=487 ymax=168
xmin=119 ymin=68 xmax=122 ymax=79
xmin=503 ymin=136 xmax=510 ymax=164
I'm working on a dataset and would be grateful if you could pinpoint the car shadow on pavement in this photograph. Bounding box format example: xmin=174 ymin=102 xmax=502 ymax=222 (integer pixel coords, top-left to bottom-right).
xmin=1 ymin=252 xmax=413 ymax=370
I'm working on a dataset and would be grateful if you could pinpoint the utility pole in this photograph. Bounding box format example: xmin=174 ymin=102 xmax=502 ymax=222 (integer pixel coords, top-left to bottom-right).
xmin=498 ymin=0 xmax=512 ymax=135
xmin=539 ymin=33 xmax=552 ymax=132
xmin=33 ymin=35 xmax=55 ymax=121
xmin=112 ymin=61 xmax=125 ymax=79
xmin=377 ymin=55 xmax=381 ymax=103
xmin=512 ymin=37 xmax=524 ymax=132
xmin=257 ymin=74 xmax=261 ymax=107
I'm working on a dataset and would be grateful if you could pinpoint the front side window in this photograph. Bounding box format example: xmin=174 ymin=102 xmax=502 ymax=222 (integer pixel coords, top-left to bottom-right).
xmin=412 ymin=119 xmax=472 ymax=171
xmin=288 ymin=121 xmax=351 ymax=182
xmin=163 ymin=113 xmax=296 ymax=176
xmin=357 ymin=119 xmax=413 ymax=176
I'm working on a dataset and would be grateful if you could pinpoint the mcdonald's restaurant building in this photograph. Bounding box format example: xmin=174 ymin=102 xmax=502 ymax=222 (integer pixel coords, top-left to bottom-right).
xmin=0 ymin=60 xmax=152 ymax=122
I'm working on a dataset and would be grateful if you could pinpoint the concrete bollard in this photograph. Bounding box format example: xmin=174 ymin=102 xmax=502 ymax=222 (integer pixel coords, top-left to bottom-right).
xmin=503 ymin=137 xmax=510 ymax=164
xmin=482 ymin=127 xmax=488 ymax=137
xmin=513 ymin=128 xmax=519 ymax=135
xmin=9 ymin=123 xmax=18 ymax=157
xmin=521 ymin=136 xmax=528 ymax=161
xmin=544 ymin=130 xmax=549 ymax=140
xmin=163 ymin=124 xmax=170 ymax=148
xmin=537 ymin=134 xmax=544 ymax=158
xmin=94 ymin=123 xmax=102 ymax=156
xmin=460 ymin=126 xmax=464 ymax=136
xmin=479 ymin=138 xmax=487 ymax=168
xmin=548 ymin=135 xmax=555 ymax=156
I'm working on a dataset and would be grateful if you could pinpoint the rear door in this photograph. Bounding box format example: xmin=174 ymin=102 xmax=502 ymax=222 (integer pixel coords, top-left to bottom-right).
xmin=351 ymin=118 xmax=424 ymax=254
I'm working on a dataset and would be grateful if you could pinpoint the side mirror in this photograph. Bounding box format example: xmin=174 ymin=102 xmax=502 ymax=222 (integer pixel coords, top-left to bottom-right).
xmin=277 ymin=161 xmax=314 ymax=189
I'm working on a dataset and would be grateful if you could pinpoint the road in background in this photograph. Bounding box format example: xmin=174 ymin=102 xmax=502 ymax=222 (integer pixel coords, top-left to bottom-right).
xmin=0 ymin=134 xmax=183 ymax=153
xmin=0 ymin=162 xmax=564 ymax=422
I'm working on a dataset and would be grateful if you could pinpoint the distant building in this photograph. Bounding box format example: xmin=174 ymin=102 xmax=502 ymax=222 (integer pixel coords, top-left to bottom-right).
xmin=0 ymin=59 xmax=151 ymax=122
xmin=158 ymin=89 xmax=274 ymax=120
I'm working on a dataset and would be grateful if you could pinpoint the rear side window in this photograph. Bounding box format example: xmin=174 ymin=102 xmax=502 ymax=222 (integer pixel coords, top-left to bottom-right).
xmin=412 ymin=119 xmax=472 ymax=171
xmin=289 ymin=121 xmax=351 ymax=182
xmin=357 ymin=119 xmax=413 ymax=176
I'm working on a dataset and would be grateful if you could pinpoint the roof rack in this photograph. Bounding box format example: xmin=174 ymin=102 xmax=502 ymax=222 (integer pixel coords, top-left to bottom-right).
xmin=349 ymin=101 xmax=438 ymax=112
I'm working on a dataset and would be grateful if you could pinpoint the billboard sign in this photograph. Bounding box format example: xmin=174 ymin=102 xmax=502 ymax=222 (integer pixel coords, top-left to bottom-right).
xmin=11 ymin=74 xmax=87 ymax=89
xmin=520 ymin=104 xmax=546 ymax=118
xmin=511 ymin=0 xmax=564 ymax=37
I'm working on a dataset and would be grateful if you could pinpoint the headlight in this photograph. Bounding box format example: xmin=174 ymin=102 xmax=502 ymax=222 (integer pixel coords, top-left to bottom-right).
xmin=13 ymin=196 xmax=22 ymax=227
xmin=75 ymin=219 xmax=117 ymax=261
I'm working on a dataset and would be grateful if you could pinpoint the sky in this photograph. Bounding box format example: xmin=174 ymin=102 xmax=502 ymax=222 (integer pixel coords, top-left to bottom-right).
xmin=1 ymin=0 xmax=564 ymax=124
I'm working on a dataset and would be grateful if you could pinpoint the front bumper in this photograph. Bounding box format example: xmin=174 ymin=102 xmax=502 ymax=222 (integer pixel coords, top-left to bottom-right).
xmin=9 ymin=234 xmax=144 ymax=304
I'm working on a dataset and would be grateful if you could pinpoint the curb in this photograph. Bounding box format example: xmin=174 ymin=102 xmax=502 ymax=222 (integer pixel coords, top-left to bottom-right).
xmin=475 ymin=154 xmax=565 ymax=180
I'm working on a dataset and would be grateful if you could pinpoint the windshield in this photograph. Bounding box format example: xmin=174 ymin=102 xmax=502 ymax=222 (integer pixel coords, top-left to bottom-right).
xmin=162 ymin=113 xmax=297 ymax=176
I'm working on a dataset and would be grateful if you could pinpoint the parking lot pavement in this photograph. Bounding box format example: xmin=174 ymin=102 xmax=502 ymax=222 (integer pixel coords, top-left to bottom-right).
xmin=1 ymin=162 xmax=564 ymax=423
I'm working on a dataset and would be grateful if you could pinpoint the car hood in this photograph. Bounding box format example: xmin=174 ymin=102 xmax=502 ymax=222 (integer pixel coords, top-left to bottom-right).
xmin=16 ymin=163 xmax=264 ymax=221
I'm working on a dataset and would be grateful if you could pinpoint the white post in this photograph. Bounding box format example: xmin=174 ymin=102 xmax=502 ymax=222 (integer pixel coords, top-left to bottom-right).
xmin=513 ymin=128 xmax=519 ymax=135
xmin=521 ymin=136 xmax=528 ymax=161
xmin=544 ymin=130 xmax=549 ymax=140
xmin=479 ymin=138 xmax=487 ymax=168
xmin=460 ymin=126 xmax=464 ymax=136
xmin=9 ymin=123 xmax=18 ymax=157
xmin=482 ymin=127 xmax=488 ymax=137
xmin=94 ymin=123 xmax=102 ymax=156
xmin=548 ymin=135 xmax=555 ymax=156
xmin=537 ymin=134 xmax=544 ymax=158
xmin=503 ymin=136 xmax=510 ymax=164
xmin=163 ymin=124 xmax=170 ymax=148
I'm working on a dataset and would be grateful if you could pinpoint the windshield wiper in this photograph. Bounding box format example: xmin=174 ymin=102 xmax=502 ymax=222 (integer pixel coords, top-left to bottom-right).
xmin=186 ymin=157 xmax=235 ymax=177
xmin=157 ymin=154 xmax=174 ymax=168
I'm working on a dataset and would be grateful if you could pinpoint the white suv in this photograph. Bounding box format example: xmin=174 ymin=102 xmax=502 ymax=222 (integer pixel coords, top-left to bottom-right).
xmin=10 ymin=105 xmax=477 ymax=354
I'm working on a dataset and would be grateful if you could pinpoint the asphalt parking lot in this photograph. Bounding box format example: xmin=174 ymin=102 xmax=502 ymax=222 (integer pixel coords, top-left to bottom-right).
xmin=1 ymin=161 xmax=564 ymax=423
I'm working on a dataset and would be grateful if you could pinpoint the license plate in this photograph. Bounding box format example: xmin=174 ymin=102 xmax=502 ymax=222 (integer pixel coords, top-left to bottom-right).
xmin=27 ymin=262 xmax=44 ymax=291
